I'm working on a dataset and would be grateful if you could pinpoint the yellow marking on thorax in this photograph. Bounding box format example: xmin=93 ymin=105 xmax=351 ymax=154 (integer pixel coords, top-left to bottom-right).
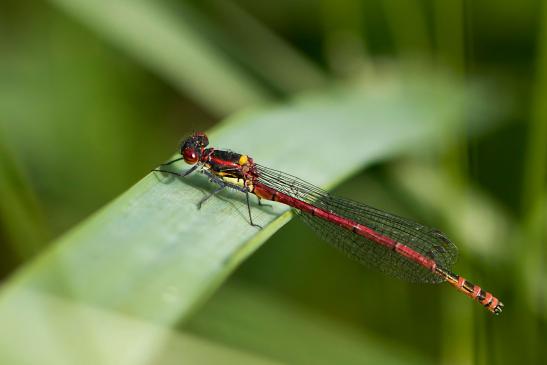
xmin=221 ymin=176 xmax=246 ymax=188
xmin=239 ymin=155 xmax=249 ymax=165
xmin=203 ymin=162 xmax=253 ymax=190
xmin=222 ymin=176 xmax=254 ymax=191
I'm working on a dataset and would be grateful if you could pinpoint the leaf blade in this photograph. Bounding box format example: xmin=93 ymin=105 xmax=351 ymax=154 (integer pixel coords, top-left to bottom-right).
xmin=1 ymin=72 xmax=480 ymax=327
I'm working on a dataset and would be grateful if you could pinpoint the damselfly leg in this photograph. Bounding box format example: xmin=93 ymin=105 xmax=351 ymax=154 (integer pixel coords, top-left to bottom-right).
xmin=201 ymin=169 xmax=262 ymax=228
xmin=197 ymin=185 xmax=226 ymax=209
xmin=152 ymin=164 xmax=198 ymax=177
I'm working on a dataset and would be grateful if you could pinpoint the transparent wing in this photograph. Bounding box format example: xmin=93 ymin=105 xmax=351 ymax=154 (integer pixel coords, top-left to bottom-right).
xmin=256 ymin=164 xmax=458 ymax=283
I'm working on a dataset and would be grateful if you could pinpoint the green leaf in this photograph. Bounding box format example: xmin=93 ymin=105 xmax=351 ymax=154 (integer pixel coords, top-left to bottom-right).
xmin=47 ymin=0 xmax=272 ymax=115
xmin=0 ymin=70 xmax=488 ymax=362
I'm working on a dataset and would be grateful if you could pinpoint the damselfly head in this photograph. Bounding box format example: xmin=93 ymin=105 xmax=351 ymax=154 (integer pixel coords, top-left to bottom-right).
xmin=180 ymin=132 xmax=209 ymax=165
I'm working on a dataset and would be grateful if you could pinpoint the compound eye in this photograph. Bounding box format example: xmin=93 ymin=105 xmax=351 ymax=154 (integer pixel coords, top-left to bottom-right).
xmin=182 ymin=147 xmax=198 ymax=164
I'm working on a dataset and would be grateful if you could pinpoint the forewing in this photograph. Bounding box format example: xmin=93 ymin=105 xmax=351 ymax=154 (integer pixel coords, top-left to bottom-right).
xmin=256 ymin=164 xmax=458 ymax=283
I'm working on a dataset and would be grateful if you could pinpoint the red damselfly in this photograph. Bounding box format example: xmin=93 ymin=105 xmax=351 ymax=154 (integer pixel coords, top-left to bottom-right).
xmin=153 ymin=132 xmax=503 ymax=315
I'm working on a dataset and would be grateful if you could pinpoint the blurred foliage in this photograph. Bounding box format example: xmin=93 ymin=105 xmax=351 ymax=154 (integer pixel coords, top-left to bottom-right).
xmin=0 ymin=0 xmax=545 ymax=364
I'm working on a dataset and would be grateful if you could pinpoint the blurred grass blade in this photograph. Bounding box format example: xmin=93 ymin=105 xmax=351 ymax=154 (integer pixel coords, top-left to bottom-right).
xmin=521 ymin=0 xmax=547 ymax=318
xmin=203 ymin=0 xmax=328 ymax=94
xmin=321 ymin=0 xmax=369 ymax=76
xmin=0 ymin=288 xmax=279 ymax=365
xmin=389 ymin=160 xmax=513 ymax=261
xmin=433 ymin=1 xmax=465 ymax=72
xmin=430 ymin=8 xmax=473 ymax=363
xmin=0 ymin=141 xmax=48 ymax=262
xmin=383 ymin=0 xmax=431 ymax=56
xmin=47 ymin=0 xmax=271 ymax=115
xmin=186 ymin=282 xmax=431 ymax=365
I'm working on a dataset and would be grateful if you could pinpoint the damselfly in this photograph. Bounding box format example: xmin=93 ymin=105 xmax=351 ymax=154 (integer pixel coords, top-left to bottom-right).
xmin=153 ymin=132 xmax=503 ymax=315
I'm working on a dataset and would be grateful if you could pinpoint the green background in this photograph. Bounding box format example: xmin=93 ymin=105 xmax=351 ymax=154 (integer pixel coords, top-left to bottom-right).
xmin=0 ymin=1 xmax=545 ymax=364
